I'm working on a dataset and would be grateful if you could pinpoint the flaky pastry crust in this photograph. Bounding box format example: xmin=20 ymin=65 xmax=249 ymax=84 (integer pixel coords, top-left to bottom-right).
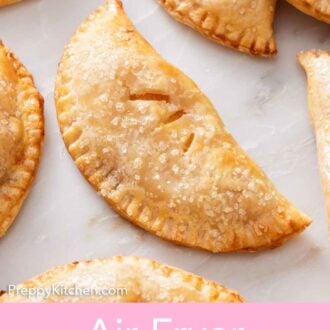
xmin=0 ymin=42 xmax=44 ymax=237
xmin=0 ymin=256 xmax=244 ymax=302
xmin=55 ymin=0 xmax=311 ymax=252
xmin=299 ymin=50 xmax=330 ymax=238
xmin=159 ymin=0 xmax=277 ymax=56
xmin=287 ymin=0 xmax=330 ymax=24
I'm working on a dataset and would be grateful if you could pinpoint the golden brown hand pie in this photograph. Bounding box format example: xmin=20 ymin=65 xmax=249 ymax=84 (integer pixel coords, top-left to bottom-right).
xmin=0 ymin=42 xmax=43 ymax=237
xmin=0 ymin=256 xmax=244 ymax=302
xmin=159 ymin=0 xmax=277 ymax=56
xmin=287 ymin=0 xmax=330 ymax=24
xmin=299 ymin=50 xmax=330 ymax=238
xmin=0 ymin=0 xmax=21 ymax=7
xmin=55 ymin=0 xmax=311 ymax=252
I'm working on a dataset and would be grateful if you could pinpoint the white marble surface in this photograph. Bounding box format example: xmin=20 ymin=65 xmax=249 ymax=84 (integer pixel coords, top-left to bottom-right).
xmin=0 ymin=0 xmax=329 ymax=302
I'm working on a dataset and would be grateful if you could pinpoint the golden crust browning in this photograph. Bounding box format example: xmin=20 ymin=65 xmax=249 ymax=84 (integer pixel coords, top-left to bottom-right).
xmin=159 ymin=0 xmax=277 ymax=56
xmin=55 ymin=0 xmax=311 ymax=253
xmin=0 ymin=0 xmax=21 ymax=7
xmin=298 ymin=50 xmax=330 ymax=238
xmin=0 ymin=256 xmax=244 ymax=302
xmin=287 ymin=0 xmax=330 ymax=24
xmin=0 ymin=42 xmax=44 ymax=237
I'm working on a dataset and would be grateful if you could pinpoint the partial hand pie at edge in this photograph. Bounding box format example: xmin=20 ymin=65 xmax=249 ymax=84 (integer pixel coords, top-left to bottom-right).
xmin=0 ymin=41 xmax=44 ymax=237
xmin=298 ymin=50 xmax=330 ymax=238
xmin=0 ymin=256 xmax=244 ymax=302
xmin=55 ymin=0 xmax=311 ymax=253
xmin=0 ymin=0 xmax=22 ymax=7
xmin=159 ymin=0 xmax=278 ymax=57
xmin=287 ymin=0 xmax=330 ymax=24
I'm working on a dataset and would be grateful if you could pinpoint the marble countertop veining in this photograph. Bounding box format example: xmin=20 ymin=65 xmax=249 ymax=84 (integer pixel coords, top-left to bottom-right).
xmin=0 ymin=0 xmax=329 ymax=302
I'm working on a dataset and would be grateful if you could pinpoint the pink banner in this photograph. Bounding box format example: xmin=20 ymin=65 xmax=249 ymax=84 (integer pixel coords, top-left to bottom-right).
xmin=0 ymin=304 xmax=329 ymax=329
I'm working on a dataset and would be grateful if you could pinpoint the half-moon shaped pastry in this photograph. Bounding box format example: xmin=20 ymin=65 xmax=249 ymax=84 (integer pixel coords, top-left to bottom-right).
xmin=299 ymin=50 xmax=330 ymax=238
xmin=0 ymin=42 xmax=43 ymax=237
xmin=287 ymin=0 xmax=330 ymax=24
xmin=0 ymin=0 xmax=21 ymax=7
xmin=0 ymin=256 xmax=244 ymax=302
xmin=159 ymin=0 xmax=277 ymax=56
xmin=55 ymin=0 xmax=311 ymax=252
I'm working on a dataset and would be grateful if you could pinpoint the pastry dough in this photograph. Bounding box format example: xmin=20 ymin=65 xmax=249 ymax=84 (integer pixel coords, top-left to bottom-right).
xmin=0 ymin=0 xmax=21 ymax=7
xmin=299 ymin=50 xmax=330 ymax=238
xmin=287 ymin=0 xmax=330 ymax=24
xmin=55 ymin=0 xmax=311 ymax=252
xmin=0 ymin=256 xmax=244 ymax=302
xmin=159 ymin=0 xmax=278 ymax=56
xmin=0 ymin=42 xmax=44 ymax=237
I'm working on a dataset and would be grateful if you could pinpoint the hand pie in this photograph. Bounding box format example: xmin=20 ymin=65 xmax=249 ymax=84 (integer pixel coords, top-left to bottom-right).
xmin=287 ymin=0 xmax=330 ymax=24
xmin=159 ymin=0 xmax=277 ymax=56
xmin=0 ymin=0 xmax=21 ymax=7
xmin=0 ymin=256 xmax=244 ymax=302
xmin=55 ymin=0 xmax=311 ymax=252
xmin=0 ymin=42 xmax=44 ymax=237
xmin=299 ymin=50 xmax=330 ymax=238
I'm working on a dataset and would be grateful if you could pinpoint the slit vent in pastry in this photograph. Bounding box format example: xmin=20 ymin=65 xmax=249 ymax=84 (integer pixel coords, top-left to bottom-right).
xmin=55 ymin=0 xmax=311 ymax=252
